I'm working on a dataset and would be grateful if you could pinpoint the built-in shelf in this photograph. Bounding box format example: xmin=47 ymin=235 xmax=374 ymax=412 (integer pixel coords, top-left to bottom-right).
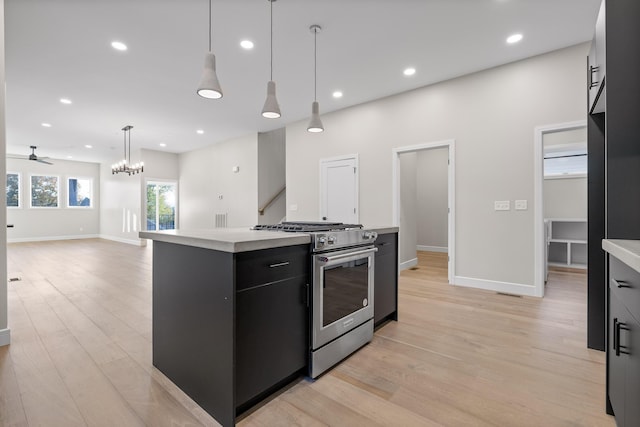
xmin=546 ymin=219 xmax=587 ymax=269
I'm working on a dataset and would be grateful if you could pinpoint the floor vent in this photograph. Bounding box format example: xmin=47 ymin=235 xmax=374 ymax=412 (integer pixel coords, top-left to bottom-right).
xmin=409 ymin=267 xmax=419 ymax=271
xmin=8 ymin=277 xmax=22 ymax=282
xmin=496 ymin=292 xmax=521 ymax=298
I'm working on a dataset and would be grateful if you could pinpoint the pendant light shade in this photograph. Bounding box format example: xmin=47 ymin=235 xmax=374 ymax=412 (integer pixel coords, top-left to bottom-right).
xmin=197 ymin=52 xmax=223 ymax=99
xmin=262 ymin=0 xmax=280 ymax=119
xmin=197 ymin=0 xmax=223 ymax=99
xmin=262 ymin=80 xmax=281 ymax=118
xmin=307 ymin=101 xmax=323 ymax=132
xmin=307 ymin=24 xmax=324 ymax=133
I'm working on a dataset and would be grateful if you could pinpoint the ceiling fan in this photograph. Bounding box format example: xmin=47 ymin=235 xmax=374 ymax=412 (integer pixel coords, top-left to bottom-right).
xmin=7 ymin=145 xmax=54 ymax=165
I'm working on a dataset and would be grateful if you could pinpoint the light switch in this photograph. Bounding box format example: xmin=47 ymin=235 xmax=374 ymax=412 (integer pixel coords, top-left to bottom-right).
xmin=232 ymin=166 xmax=240 ymax=173
xmin=494 ymin=201 xmax=510 ymax=211
xmin=515 ymin=200 xmax=528 ymax=210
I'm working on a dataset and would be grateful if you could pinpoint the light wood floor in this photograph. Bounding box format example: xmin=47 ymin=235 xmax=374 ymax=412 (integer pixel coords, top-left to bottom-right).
xmin=0 ymin=241 xmax=614 ymax=426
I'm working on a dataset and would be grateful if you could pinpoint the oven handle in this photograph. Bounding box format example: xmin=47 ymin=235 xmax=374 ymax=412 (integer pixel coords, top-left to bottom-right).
xmin=317 ymin=247 xmax=378 ymax=263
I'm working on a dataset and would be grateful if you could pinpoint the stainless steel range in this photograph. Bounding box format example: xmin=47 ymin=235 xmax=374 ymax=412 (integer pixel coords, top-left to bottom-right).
xmin=253 ymin=221 xmax=378 ymax=378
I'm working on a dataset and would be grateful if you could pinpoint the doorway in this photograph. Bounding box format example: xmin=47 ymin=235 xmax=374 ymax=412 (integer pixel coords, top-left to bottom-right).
xmin=319 ymin=155 xmax=358 ymax=223
xmin=146 ymin=181 xmax=177 ymax=231
xmin=392 ymin=140 xmax=455 ymax=284
xmin=534 ymin=120 xmax=587 ymax=298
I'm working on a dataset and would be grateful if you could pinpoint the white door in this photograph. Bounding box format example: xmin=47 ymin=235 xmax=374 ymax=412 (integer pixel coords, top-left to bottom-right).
xmin=320 ymin=156 xmax=358 ymax=223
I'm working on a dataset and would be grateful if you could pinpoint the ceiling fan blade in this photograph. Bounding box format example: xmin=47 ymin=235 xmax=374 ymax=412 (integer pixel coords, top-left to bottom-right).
xmin=6 ymin=154 xmax=28 ymax=160
xmin=36 ymin=158 xmax=54 ymax=165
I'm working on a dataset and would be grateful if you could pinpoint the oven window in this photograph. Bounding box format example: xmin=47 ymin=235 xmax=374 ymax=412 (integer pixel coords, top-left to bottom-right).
xmin=322 ymin=258 xmax=369 ymax=327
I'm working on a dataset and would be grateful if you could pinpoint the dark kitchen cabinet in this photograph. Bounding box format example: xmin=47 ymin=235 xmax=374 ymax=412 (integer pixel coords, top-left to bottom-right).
xmin=588 ymin=0 xmax=606 ymax=114
xmin=374 ymin=232 xmax=398 ymax=326
xmin=235 ymin=245 xmax=309 ymax=411
xmin=608 ymin=256 xmax=640 ymax=426
xmin=152 ymin=241 xmax=309 ymax=427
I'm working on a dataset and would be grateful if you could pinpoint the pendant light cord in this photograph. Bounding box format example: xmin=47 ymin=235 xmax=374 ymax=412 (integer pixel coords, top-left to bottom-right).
xmin=270 ymin=0 xmax=273 ymax=81
xmin=123 ymin=129 xmax=126 ymax=162
xmin=208 ymin=0 xmax=212 ymax=52
xmin=128 ymin=128 xmax=131 ymax=165
xmin=314 ymin=28 xmax=317 ymax=101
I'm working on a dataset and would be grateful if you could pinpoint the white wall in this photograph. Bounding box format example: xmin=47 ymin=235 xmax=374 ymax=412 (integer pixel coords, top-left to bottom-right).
xmin=399 ymin=152 xmax=417 ymax=268
xmin=99 ymin=149 xmax=143 ymax=245
xmin=179 ymin=133 xmax=258 ymax=229
xmin=544 ymin=177 xmax=587 ymax=219
xmin=286 ymin=43 xmax=588 ymax=295
xmin=6 ymin=158 xmax=100 ymax=242
xmin=257 ymin=128 xmax=286 ymax=225
xmin=0 ymin=0 xmax=8 ymax=346
xmin=417 ymin=147 xmax=449 ymax=250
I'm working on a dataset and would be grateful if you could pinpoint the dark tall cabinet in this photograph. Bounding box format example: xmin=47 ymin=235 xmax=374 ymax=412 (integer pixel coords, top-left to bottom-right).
xmin=587 ymin=0 xmax=640 ymax=424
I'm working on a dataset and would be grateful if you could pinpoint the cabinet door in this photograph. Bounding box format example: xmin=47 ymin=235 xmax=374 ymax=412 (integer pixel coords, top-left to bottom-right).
xmin=625 ymin=316 xmax=640 ymax=427
xmin=609 ymin=291 xmax=627 ymax=423
xmin=374 ymin=233 xmax=398 ymax=325
xmin=235 ymin=276 xmax=308 ymax=408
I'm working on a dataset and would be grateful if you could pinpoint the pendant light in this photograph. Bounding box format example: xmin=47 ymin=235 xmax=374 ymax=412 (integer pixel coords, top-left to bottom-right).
xmin=112 ymin=126 xmax=144 ymax=175
xmin=307 ymin=25 xmax=324 ymax=133
xmin=261 ymin=0 xmax=281 ymax=118
xmin=197 ymin=0 xmax=223 ymax=99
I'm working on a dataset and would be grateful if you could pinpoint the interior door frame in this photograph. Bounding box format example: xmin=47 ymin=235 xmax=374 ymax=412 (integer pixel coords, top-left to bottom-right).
xmin=533 ymin=120 xmax=587 ymax=298
xmin=319 ymin=154 xmax=359 ymax=223
xmin=392 ymin=139 xmax=455 ymax=284
xmin=144 ymin=178 xmax=179 ymax=231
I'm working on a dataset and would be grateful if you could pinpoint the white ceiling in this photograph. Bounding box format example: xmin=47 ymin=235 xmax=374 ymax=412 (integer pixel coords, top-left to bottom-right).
xmin=5 ymin=0 xmax=601 ymax=164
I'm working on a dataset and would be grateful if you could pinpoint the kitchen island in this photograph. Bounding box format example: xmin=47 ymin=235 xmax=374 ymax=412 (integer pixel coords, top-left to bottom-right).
xmin=140 ymin=226 xmax=398 ymax=427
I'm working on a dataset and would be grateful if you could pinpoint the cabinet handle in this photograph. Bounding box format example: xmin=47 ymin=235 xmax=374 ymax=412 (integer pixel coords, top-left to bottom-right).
xmin=613 ymin=318 xmax=618 ymax=353
xmin=615 ymin=321 xmax=631 ymax=356
xmin=613 ymin=278 xmax=631 ymax=289
xmin=589 ymin=65 xmax=599 ymax=88
xmin=269 ymin=261 xmax=290 ymax=268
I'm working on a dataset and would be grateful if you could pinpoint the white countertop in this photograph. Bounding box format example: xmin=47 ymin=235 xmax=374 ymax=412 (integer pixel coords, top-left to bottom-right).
xmin=602 ymin=239 xmax=640 ymax=273
xmin=139 ymin=228 xmax=311 ymax=253
xmin=140 ymin=225 xmax=399 ymax=253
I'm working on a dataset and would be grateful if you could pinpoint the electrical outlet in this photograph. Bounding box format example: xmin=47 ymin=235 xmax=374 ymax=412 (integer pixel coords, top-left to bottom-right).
xmin=515 ymin=200 xmax=528 ymax=210
xmin=494 ymin=201 xmax=510 ymax=211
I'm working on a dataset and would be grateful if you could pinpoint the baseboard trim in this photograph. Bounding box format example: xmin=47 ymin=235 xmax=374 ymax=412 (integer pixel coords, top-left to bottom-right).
xmin=454 ymin=276 xmax=539 ymax=297
xmin=8 ymin=234 xmax=99 ymax=243
xmin=0 ymin=328 xmax=10 ymax=347
xmin=99 ymin=234 xmax=146 ymax=246
xmin=417 ymin=245 xmax=448 ymax=253
xmin=399 ymin=258 xmax=418 ymax=271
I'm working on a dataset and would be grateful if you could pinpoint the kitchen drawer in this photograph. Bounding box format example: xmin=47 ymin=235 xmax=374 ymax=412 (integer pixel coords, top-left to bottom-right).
xmin=375 ymin=233 xmax=397 ymax=257
xmin=236 ymin=244 xmax=309 ymax=291
xmin=610 ymin=256 xmax=640 ymax=322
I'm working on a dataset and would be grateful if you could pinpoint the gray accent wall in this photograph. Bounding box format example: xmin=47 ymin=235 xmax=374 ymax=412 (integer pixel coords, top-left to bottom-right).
xmin=417 ymin=147 xmax=449 ymax=250
xmin=286 ymin=43 xmax=588 ymax=292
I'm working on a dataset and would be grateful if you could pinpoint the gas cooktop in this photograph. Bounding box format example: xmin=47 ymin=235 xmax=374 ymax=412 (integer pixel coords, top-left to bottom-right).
xmin=253 ymin=221 xmax=363 ymax=233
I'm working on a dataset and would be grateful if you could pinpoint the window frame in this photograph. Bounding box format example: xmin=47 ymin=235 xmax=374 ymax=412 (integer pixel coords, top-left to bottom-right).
xmin=6 ymin=171 xmax=22 ymax=209
xmin=66 ymin=176 xmax=94 ymax=208
xmin=29 ymin=174 xmax=61 ymax=209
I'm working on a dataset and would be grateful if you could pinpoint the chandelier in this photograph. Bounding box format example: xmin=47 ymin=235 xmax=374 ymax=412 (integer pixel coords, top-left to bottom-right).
xmin=112 ymin=125 xmax=144 ymax=175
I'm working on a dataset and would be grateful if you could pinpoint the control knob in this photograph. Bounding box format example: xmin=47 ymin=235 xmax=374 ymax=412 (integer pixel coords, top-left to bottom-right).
xmin=327 ymin=235 xmax=337 ymax=245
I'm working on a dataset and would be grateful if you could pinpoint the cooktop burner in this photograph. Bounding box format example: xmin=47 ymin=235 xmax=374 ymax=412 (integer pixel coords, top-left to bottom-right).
xmin=253 ymin=221 xmax=363 ymax=233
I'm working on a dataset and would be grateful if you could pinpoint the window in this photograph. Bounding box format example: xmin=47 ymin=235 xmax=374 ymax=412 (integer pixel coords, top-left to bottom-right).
xmin=146 ymin=182 xmax=177 ymax=230
xmin=30 ymin=175 xmax=59 ymax=208
xmin=68 ymin=177 xmax=93 ymax=207
xmin=6 ymin=172 xmax=20 ymax=208
xmin=544 ymin=143 xmax=587 ymax=178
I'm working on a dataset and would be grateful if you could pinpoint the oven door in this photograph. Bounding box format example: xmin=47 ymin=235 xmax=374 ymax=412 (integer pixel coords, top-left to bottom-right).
xmin=312 ymin=245 xmax=377 ymax=350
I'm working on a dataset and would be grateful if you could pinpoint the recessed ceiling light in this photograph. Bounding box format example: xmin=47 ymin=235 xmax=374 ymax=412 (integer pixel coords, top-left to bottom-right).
xmin=507 ymin=33 xmax=523 ymax=44
xmin=67 ymin=156 xmax=73 ymax=159
xmin=403 ymin=67 xmax=416 ymax=76
xmin=111 ymin=41 xmax=128 ymax=51
xmin=196 ymin=129 xmax=204 ymax=134
xmin=332 ymin=91 xmax=343 ymax=98
xmin=159 ymin=143 xmax=167 ymax=147
xmin=240 ymin=40 xmax=254 ymax=50
xmin=85 ymin=144 xmax=92 ymax=148
xmin=41 ymin=123 xmax=52 ymax=127
xmin=60 ymin=98 xmax=72 ymax=104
